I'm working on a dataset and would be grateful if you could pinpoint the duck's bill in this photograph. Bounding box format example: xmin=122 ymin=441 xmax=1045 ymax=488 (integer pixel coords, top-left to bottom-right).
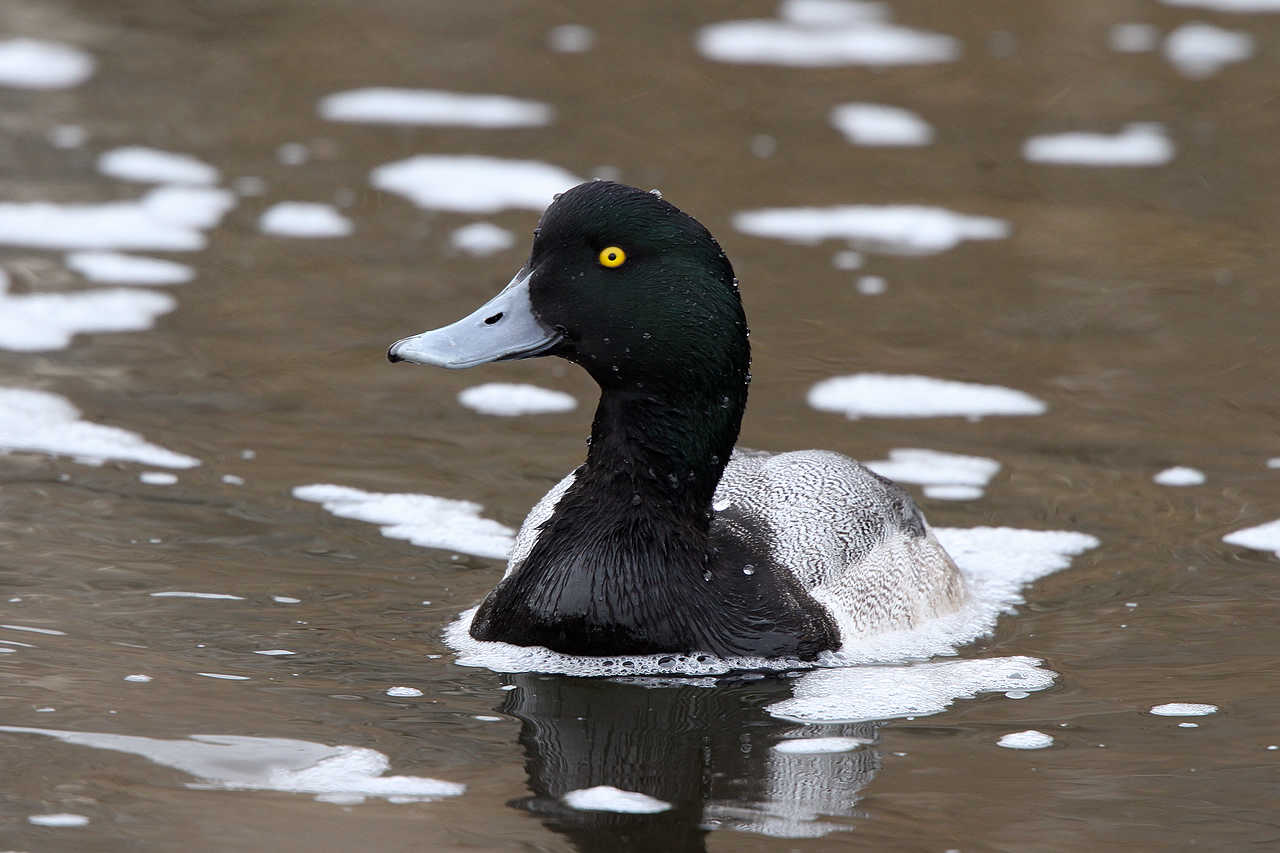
xmin=387 ymin=268 xmax=562 ymax=368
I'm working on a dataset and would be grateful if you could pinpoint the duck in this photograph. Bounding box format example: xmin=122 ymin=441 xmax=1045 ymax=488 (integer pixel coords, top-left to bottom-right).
xmin=388 ymin=180 xmax=963 ymax=661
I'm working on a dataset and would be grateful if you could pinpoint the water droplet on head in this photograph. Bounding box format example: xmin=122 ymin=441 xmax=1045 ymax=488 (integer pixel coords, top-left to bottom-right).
xmin=702 ymin=571 xmax=712 ymax=582
xmin=713 ymin=497 xmax=730 ymax=512
xmin=552 ymin=192 xmax=563 ymax=201
xmin=742 ymin=565 xmax=755 ymax=576
xmin=631 ymin=494 xmax=641 ymax=507
xmin=649 ymin=188 xmax=663 ymax=198
xmin=642 ymin=332 xmax=652 ymax=340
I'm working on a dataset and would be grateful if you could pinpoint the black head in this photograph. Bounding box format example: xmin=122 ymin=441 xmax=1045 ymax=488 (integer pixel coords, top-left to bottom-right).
xmin=526 ymin=181 xmax=747 ymax=392
xmin=388 ymin=181 xmax=750 ymax=402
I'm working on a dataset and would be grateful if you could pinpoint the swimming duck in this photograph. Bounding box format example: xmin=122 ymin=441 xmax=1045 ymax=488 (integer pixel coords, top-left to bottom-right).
xmin=389 ymin=181 xmax=962 ymax=661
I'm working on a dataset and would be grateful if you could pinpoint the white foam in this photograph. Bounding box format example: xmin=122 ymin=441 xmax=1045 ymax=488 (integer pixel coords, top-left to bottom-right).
xmin=2 ymin=624 xmax=65 ymax=635
xmin=1023 ymin=123 xmax=1173 ymax=167
xmin=562 ymin=786 xmax=671 ymax=814
xmin=1109 ymin=23 xmax=1159 ymax=53
xmin=1164 ymin=23 xmax=1253 ymax=78
xmin=548 ymin=24 xmax=595 ymax=53
xmin=855 ymin=275 xmax=886 ymax=295
xmin=28 ymin=812 xmax=89 ymax=827
xmin=293 ymin=483 xmax=514 ymax=560
xmin=150 ymin=591 xmax=244 ymax=600
xmin=808 ymin=374 xmax=1047 ymax=420
xmin=0 ymin=726 xmax=464 ymax=803
xmin=254 ymin=649 xmax=295 ymax=656
xmin=1153 ymin=466 xmax=1205 ymax=486
xmin=772 ymin=736 xmax=870 ymax=753
xmin=0 ymin=271 xmax=176 ymax=352
xmin=98 ymin=147 xmax=218 ymax=185
xmin=259 ymin=202 xmax=352 ymax=238
xmin=457 ymin=383 xmax=577 ymax=416
xmin=1150 ymin=703 xmax=1217 ymax=716
xmin=1267 ymin=457 xmax=1280 ymax=468
xmin=1222 ymin=519 xmax=1280 ymax=557
xmin=1161 ymin=0 xmax=1280 ymax=10
xmin=66 ymin=251 xmax=194 ymax=285
xmin=473 ymin=715 xmax=502 ymax=722
xmin=221 ymin=474 xmax=244 ymax=485
xmin=197 ymin=673 xmax=249 ymax=680
xmin=996 ymin=730 xmax=1054 ymax=749
xmin=768 ymin=656 xmax=1056 ymax=723
xmin=865 ymin=448 xmax=1000 ymax=501
xmin=698 ymin=1 xmax=958 ymax=67
xmin=49 ymin=124 xmax=87 ymax=148
xmin=445 ymin=527 xmax=1098 ymax=682
xmin=832 ymin=249 xmax=863 ymax=270
xmin=319 ymin=88 xmax=551 ymax=127
xmin=0 ymin=38 xmax=94 ymax=89
xmin=370 ymin=155 xmax=582 ymax=213
xmin=830 ymin=103 xmax=933 ymax=146
xmin=450 ymin=222 xmax=516 ymax=256
xmin=923 ymin=485 xmax=983 ymax=501
xmin=732 ymin=206 xmax=1009 ymax=254
xmin=124 ymin=674 xmax=152 ymax=682
xmin=273 ymin=596 xmax=301 ymax=604
xmin=386 ymin=686 xmax=423 ymax=697
xmin=0 ymin=185 xmax=234 ymax=251
xmin=140 ymin=471 xmax=178 ymax=485
xmin=0 ymin=388 xmax=198 ymax=468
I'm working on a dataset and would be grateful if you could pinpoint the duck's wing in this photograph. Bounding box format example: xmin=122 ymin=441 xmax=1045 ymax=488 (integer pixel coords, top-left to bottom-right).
xmin=716 ymin=449 xmax=965 ymax=638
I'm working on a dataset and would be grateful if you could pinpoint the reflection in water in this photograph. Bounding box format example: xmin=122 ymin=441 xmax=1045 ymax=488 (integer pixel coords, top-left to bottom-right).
xmin=499 ymin=673 xmax=879 ymax=849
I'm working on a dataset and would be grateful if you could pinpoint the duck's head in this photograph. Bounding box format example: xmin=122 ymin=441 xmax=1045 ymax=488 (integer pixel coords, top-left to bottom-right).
xmin=388 ymin=181 xmax=749 ymax=398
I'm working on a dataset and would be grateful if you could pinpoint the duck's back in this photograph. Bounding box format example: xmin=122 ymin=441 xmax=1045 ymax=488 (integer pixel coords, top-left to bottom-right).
xmin=505 ymin=448 xmax=965 ymax=649
xmin=714 ymin=449 xmax=965 ymax=639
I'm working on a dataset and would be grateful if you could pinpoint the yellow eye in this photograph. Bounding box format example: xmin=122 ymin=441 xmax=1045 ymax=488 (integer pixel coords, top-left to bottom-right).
xmin=598 ymin=246 xmax=626 ymax=268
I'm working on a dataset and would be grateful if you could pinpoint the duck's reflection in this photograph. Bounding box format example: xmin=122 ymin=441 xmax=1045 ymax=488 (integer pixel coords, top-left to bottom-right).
xmin=498 ymin=673 xmax=879 ymax=851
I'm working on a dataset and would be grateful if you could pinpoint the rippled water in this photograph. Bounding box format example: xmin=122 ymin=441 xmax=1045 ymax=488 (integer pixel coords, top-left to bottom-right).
xmin=3 ymin=1 xmax=1279 ymax=850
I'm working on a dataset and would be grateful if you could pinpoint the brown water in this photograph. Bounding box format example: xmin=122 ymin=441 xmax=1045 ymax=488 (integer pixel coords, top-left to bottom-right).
xmin=3 ymin=1 xmax=1279 ymax=850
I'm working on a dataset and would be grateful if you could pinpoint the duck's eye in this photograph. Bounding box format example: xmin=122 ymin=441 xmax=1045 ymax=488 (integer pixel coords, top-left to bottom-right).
xmin=598 ymin=246 xmax=626 ymax=268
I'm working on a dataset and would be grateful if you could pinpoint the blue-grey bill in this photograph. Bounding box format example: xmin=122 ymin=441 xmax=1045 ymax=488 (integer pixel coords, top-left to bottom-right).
xmin=387 ymin=268 xmax=561 ymax=368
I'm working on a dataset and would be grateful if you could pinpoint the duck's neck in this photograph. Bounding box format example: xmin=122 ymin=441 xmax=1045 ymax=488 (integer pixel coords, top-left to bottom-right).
xmin=469 ymin=379 xmax=750 ymax=655
xmin=581 ymin=384 xmax=745 ymax=521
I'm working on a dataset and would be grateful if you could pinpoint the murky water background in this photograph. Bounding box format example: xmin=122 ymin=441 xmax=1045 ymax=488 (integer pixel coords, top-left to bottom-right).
xmin=3 ymin=1 xmax=1279 ymax=850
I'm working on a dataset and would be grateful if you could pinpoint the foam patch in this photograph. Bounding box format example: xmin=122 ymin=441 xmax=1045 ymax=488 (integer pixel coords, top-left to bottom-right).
xmin=1164 ymin=22 xmax=1253 ymax=78
xmin=293 ymin=484 xmax=514 ymax=560
xmin=0 ymin=186 xmax=234 ymax=251
xmin=0 ymin=38 xmax=94 ymax=89
xmin=996 ymin=730 xmax=1054 ymax=749
xmin=450 ymin=222 xmax=516 ymax=256
xmin=830 ymin=103 xmax=933 ymax=146
xmin=258 ymin=202 xmax=352 ymax=238
xmin=65 ymin=251 xmax=194 ymax=285
xmin=562 ymin=786 xmax=671 ymax=813
xmin=1023 ymin=123 xmax=1174 ymax=166
xmin=1150 ymin=703 xmax=1217 ymax=716
xmin=697 ymin=0 xmax=958 ymax=67
xmin=864 ymin=448 xmax=1000 ymax=501
xmin=0 ymin=727 xmax=464 ymax=804
xmin=0 ymin=387 xmax=199 ymax=468
xmin=1222 ymin=519 xmax=1280 ymax=558
xmin=319 ymin=88 xmax=552 ymax=127
xmin=808 ymin=374 xmax=1046 ymax=420
xmin=767 ymin=656 xmax=1056 ymax=722
xmin=0 ymin=270 xmax=176 ymax=351
xmin=98 ymin=147 xmax=219 ymax=185
xmin=1161 ymin=0 xmax=1280 ymax=11
xmin=1109 ymin=23 xmax=1160 ymax=53
xmin=733 ymin=206 xmax=1008 ymax=254
xmin=371 ymin=155 xmax=582 ymax=213
xmin=1153 ymin=466 xmax=1205 ymax=486
xmin=457 ymin=383 xmax=577 ymax=416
